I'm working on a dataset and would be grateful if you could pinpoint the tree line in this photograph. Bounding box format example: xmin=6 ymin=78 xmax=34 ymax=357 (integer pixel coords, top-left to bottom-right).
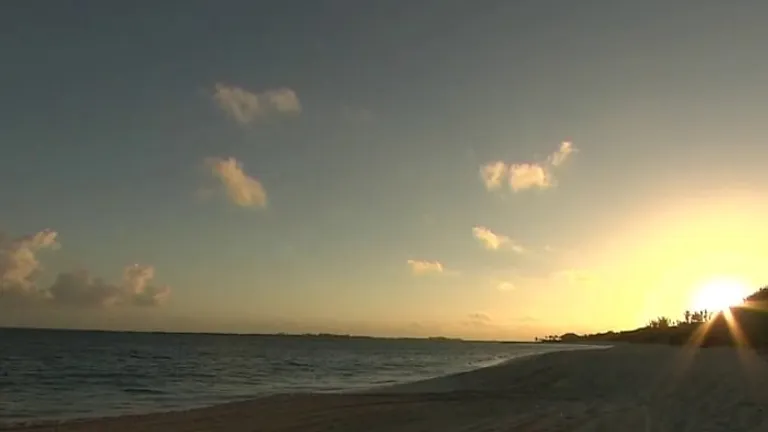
xmin=538 ymin=286 xmax=768 ymax=347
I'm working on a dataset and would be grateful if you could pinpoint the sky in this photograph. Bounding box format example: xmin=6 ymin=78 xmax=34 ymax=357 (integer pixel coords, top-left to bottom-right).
xmin=3 ymin=1 xmax=768 ymax=340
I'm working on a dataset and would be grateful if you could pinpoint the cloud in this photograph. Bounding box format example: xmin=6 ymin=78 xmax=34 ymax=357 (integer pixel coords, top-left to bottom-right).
xmin=212 ymin=83 xmax=300 ymax=124
xmin=123 ymin=264 xmax=171 ymax=306
xmin=48 ymin=264 xmax=170 ymax=307
xmin=47 ymin=270 xmax=119 ymax=307
xmin=548 ymin=141 xmax=575 ymax=167
xmin=472 ymin=226 xmax=525 ymax=253
xmin=479 ymin=161 xmax=508 ymax=190
xmin=0 ymin=229 xmax=170 ymax=308
xmin=406 ymin=259 xmax=444 ymax=275
xmin=0 ymin=229 xmax=58 ymax=296
xmin=508 ymin=163 xmax=553 ymax=191
xmin=206 ymin=157 xmax=267 ymax=207
xmin=496 ymin=281 xmax=516 ymax=292
xmin=262 ymin=88 xmax=301 ymax=114
xmin=472 ymin=226 xmax=508 ymax=250
xmin=480 ymin=141 xmax=576 ymax=192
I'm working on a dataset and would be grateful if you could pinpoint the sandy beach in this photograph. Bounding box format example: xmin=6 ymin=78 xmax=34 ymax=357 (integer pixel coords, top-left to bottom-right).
xmin=6 ymin=344 xmax=768 ymax=432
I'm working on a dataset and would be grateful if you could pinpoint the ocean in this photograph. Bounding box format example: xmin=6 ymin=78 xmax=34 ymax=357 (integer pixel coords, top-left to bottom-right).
xmin=0 ymin=328 xmax=586 ymax=426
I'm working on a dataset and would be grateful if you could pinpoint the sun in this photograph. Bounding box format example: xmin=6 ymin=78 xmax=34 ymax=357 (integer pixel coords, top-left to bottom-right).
xmin=691 ymin=278 xmax=746 ymax=312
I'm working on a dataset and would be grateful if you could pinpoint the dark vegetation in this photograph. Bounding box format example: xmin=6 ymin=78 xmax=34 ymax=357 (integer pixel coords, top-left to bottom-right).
xmin=538 ymin=286 xmax=768 ymax=348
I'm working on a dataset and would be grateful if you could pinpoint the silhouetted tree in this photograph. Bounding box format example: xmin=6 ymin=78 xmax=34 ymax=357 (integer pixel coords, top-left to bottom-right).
xmin=647 ymin=316 xmax=671 ymax=329
xmin=745 ymin=286 xmax=768 ymax=304
xmin=537 ymin=285 xmax=768 ymax=347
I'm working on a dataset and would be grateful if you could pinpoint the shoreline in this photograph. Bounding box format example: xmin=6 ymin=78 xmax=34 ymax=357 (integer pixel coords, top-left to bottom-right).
xmin=352 ymin=343 xmax=610 ymax=395
xmin=6 ymin=344 xmax=768 ymax=431
xmin=2 ymin=343 xmax=597 ymax=429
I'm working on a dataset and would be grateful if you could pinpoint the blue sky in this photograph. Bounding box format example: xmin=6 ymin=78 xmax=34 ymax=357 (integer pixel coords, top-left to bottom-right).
xmin=3 ymin=1 xmax=768 ymax=339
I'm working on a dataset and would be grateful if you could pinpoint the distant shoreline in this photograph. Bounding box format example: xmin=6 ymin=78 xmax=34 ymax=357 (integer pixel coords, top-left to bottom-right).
xmin=0 ymin=326 xmax=528 ymax=343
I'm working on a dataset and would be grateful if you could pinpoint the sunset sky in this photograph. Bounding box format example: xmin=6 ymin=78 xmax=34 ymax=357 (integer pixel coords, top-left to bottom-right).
xmin=3 ymin=1 xmax=768 ymax=340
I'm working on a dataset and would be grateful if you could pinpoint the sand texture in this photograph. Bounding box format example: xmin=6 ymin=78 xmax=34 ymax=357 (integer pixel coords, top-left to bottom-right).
xmin=6 ymin=345 xmax=768 ymax=431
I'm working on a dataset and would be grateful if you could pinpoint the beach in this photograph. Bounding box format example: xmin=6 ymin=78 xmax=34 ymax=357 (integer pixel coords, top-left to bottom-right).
xmin=6 ymin=344 xmax=768 ymax=431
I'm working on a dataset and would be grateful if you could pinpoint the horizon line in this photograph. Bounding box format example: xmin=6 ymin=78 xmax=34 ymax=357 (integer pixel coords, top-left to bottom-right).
xmin=0 ymin=325 xmax=536 ymax=343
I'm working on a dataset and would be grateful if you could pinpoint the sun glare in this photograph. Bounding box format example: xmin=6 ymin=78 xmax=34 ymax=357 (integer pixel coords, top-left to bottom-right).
xmin=691 ymin=278 xmax=746 ymax=312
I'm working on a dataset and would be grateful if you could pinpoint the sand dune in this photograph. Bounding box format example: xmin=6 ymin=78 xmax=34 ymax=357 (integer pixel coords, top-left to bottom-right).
xmin=6 ymin=344 xmax=768 ymax=431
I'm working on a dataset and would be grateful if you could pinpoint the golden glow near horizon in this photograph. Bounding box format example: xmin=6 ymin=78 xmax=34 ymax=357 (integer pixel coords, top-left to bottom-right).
xmin=560 ymin=192 xmax=768 ymax=334
xmin=691 ymin=278 xmax=747 ymax=312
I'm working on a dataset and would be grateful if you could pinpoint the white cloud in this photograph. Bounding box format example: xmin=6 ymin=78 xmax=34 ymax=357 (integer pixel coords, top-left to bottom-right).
xmin=262 ymin=88 xmax=301 ymax=113
xmin=212 ymin=83 xmax=301 ymax=124
xmin=123 ymin=264 xmax=171 ymax=306
xmin=479 ymin=161 xmax=508 ymax=190
xmin=496 ymin=281 xmax=516 ymax=292
xmin=508 ymin=163 xmax=553 ymax=191
xmin=206 ymin=157 xmax=267 ymax=208
xmin=472 ymin=226 xmax=525 ymax=253
xmin=407 ymin=259 xmax=444 ymax=275
xmin=0 ymin=229 xmax=58 ymax=296
xmin=548 ymin=141 xmax=575 ymax=167
xmin=0 ymin=229 xmax=170 ymax=308
xmin=480 ymin=141 xmax=576 ymax=192
xmin=472 ymin=226 xmax=508 ymax=250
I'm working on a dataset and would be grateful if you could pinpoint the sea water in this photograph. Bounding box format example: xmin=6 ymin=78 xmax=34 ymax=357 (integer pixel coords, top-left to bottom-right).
xmin=0 ymin=328 xmax=589 ymax=425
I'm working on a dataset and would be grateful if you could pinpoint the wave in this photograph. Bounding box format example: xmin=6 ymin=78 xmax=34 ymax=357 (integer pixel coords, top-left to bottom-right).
xmin=122 ymin=387 xmax=167 ymax=395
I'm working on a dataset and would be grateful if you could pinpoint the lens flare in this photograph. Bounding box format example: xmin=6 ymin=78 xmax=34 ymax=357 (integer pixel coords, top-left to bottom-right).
xmin=691 ymin=278 xmax=746 ymax=312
